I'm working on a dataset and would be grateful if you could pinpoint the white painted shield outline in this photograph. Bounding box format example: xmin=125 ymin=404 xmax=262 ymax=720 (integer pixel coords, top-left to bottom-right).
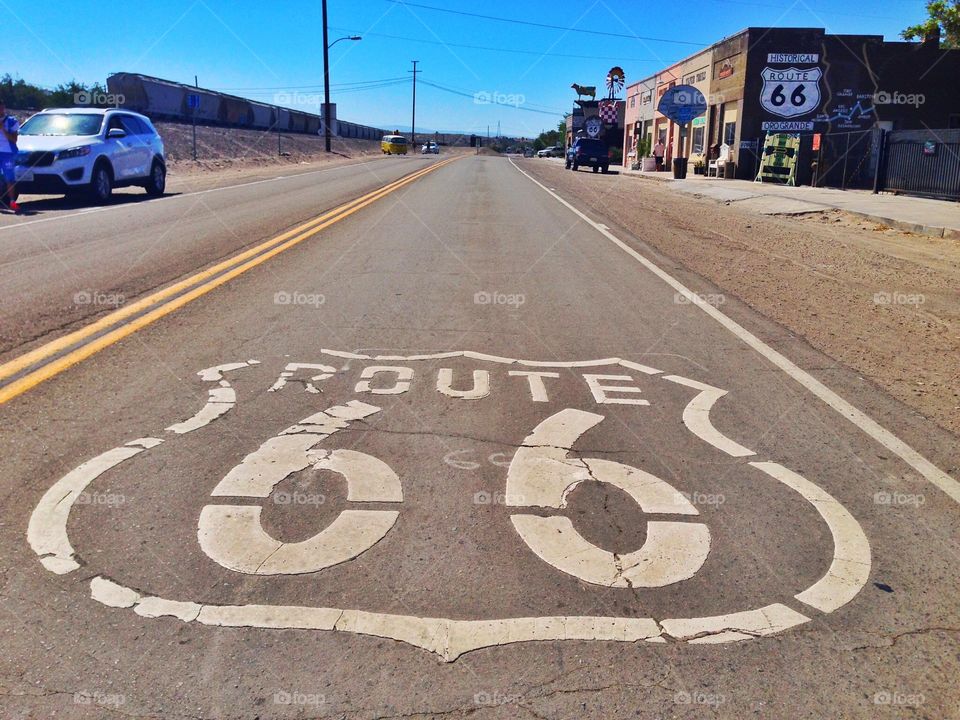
xmin=760 ymin=66 xmax=823 ymax=119
xmin=27 ymin=351 xmax=871 ymax=661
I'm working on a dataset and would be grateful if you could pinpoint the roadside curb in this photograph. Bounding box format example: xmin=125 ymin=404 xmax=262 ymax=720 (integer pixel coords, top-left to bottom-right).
xmin=618 ymin=168 xmax=959 ymax=237
xmin=840 ymin=211 xmax=958 ymax=239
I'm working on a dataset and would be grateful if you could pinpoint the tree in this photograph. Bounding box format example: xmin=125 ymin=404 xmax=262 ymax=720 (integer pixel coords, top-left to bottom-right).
xmin=901 ymin=0 xmax=959 ymax=48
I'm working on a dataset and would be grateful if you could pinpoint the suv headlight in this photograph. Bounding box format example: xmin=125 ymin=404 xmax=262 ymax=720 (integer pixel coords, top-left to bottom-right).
xmin=57 ymin=146 xmax=92 ymax=161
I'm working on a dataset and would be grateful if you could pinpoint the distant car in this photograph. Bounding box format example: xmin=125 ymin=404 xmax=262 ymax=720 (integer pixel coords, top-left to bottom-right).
xmin=381 ymin=135 xmax=409 ymax=155
xmin=537 ymin=145 xmax=563 ymax=158
xmin=420 ymin=141 xmax=439 ymax=154
xmin=523 ymin=148 xmax=534 ymax=158
xmin=566 ymin=138 xmax=610 ymax=173
xmin=15 ymin=108 xmax=166 ymax=202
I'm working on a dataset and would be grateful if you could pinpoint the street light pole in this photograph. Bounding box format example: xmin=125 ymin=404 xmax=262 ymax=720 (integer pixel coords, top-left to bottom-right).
xmin=320 ymin=0 xmax=361 ymax=153
xmin=322 ymin=0 xmax=332 ymax=152
xmin=409 ymin=60 xmax=419 ymax=148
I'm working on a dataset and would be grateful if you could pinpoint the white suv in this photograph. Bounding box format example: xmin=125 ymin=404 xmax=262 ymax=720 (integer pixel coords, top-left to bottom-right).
xmin=16 ymin=108 xmax=166 ymax=202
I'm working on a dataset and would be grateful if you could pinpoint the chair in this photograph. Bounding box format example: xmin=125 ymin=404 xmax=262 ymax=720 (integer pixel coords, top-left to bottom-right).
xmin=708 ymin=143 xmax=730 ymax=178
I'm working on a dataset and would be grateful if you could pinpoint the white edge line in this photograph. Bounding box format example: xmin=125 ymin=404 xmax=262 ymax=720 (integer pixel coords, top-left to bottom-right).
xmin=508 ymin=158 xmax=960 ymax=505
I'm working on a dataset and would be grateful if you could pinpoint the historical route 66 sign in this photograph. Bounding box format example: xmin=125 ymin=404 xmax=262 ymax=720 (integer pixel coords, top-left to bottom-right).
xmin=27 ymin=350 xmax=870 ymax=661
xmin=760 ymin=66 xmax=823 ymax=118
xmin=584 ymin=116 xmax=603 ymax=138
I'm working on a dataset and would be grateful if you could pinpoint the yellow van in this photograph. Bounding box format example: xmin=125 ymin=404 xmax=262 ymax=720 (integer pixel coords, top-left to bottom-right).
xmin=381 ymin=135 xmax=408 ymax=155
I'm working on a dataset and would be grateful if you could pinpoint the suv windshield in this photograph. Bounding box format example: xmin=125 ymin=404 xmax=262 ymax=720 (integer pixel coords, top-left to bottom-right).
xmin=20 ymin=113 xmax=104 ymax=137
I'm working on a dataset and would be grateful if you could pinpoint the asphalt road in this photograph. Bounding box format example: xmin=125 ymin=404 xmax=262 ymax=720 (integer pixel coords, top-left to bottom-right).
xmin=0 ymin=156 xmax=439 ymax=358
xmin=1 ymin=155 xmax=958 ymax=719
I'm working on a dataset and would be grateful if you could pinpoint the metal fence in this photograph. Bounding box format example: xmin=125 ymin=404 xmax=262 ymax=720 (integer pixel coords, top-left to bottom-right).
xmin=813 ymin=129 xmax=881 ymax=191
xmin=880 ymin=129 xmax=960 ymax=201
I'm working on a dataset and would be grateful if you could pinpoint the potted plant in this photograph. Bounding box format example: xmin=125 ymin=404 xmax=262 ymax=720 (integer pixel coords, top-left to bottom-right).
xmin=637 ymin=137 xmax=657 ymax=171
xmin=693 ymin=159 xmax=706 ymax=175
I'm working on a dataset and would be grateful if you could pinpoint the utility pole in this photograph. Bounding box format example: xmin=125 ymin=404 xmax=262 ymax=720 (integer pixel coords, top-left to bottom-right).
xmin=322 ymin=0 xmax=332 ymax=152
xmin=192 ymin=76 xmax=198 ymax=161
xmin=409 ymin=60 xmax=419 ymax=147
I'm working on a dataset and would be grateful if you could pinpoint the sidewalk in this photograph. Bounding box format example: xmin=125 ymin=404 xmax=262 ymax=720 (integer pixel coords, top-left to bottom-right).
xmin=621 ymin=167 xmax=960 ymax=238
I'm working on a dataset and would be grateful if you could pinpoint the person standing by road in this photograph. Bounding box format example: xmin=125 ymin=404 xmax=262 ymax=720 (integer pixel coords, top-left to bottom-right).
xmin=0 ymin=100 xmax=21 ymax=213
xmin=652 ymin=138 xmax=665 ymax=171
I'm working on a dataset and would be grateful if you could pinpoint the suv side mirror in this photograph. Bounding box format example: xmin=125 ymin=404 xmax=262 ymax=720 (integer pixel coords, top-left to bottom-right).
xmin=107 ymin=128 xmax=126 ymax=139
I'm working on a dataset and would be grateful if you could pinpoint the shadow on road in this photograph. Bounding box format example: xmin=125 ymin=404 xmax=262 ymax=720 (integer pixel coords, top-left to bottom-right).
xmin=3 ymin=192 xmax=182 ymax=217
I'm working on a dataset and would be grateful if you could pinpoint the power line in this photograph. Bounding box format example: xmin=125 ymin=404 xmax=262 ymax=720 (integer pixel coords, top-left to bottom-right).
xmin=705 ymin=0 xmax=896 ymax=21
xmin=216 ymin=77 xmax=408 ymax=91
xmin=419 ymin=80 xmax=564 ymax=116
xmin=236 ymin=79 xmax=411 ymax=97
xmin=385 ymin=0 xmax=708 ymax=46
xmin=327 ymin=25 xmax=660 ymax=62
xmin=419 ymin=77 xmax=563 ymax=112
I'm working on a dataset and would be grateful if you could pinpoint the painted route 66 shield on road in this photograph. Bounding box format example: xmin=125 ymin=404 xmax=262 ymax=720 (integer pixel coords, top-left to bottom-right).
xmin=28 ymin=350 xmax=870 ymax=661
xmin=760 ymin=66 xmax=823 ymax=118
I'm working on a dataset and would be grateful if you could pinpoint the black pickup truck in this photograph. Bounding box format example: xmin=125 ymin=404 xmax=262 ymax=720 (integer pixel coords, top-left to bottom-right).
xmin=565 ymin=138 xmax=610 ymax=173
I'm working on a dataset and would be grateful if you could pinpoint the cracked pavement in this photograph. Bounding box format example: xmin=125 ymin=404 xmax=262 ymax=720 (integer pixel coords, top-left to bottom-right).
xmin=0 ymin=156 xmax=958 ymax=718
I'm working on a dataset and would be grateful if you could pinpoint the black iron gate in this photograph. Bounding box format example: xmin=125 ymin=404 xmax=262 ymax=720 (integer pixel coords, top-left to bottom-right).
xmin=813 ymin=129 xmax=881 ymax=191
xmin=880 ymin=129 xmax=960 ymax=201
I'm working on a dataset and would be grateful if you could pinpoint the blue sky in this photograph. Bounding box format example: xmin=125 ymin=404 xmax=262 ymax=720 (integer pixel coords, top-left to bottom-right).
xmin=5 ymin=0 xmax=927 ymax=137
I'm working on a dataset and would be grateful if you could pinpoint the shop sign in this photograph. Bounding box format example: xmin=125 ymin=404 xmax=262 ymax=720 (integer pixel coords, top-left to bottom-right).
xmin=760 ymin=66 xmax=822 ymax=118
xmin=762 ymin=120 xmax=815 ymax=132
xmin=767 ymin=53 xmax=819 ymax=64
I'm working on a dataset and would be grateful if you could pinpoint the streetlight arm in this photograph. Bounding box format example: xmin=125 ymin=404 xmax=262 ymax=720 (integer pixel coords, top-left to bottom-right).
xmin=328 ymin=35 xmax=361 ymax=49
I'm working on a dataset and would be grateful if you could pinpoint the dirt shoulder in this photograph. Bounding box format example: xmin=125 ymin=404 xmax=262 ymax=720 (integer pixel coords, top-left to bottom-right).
xmin=518 ymin=158 xmax=960 ymax=437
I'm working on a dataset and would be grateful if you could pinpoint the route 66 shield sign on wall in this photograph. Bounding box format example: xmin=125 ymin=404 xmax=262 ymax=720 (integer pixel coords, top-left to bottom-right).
xmin=760 ymin=66 xmax=822 ymax=118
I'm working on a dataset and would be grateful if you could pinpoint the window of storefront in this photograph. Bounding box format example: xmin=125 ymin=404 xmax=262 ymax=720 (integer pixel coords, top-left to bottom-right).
xmin=692 ymin=126 xmax=705 ymax=155
xmin=723 ymin=121 xmax=736 ymax=146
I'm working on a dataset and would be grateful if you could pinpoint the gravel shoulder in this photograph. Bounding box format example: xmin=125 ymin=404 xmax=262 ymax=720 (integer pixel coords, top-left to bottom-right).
xmin=518 ymin=158 xmax=960 ymax=438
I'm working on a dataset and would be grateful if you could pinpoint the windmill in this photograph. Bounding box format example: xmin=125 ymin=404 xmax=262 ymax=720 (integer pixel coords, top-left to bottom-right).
xmin=599 ymin=66 xmax=626 ymax=125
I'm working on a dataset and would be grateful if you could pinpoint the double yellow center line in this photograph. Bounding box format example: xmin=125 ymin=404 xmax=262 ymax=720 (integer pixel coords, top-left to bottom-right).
xmin=0 ymin=157 xmax=459 ymax=405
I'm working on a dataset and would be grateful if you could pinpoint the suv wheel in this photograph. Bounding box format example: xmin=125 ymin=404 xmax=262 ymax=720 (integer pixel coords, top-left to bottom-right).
xmin=88 ymin=162 xmax=113 ymax=204
xmin=145 ymin=160 xmax=166 ymax=196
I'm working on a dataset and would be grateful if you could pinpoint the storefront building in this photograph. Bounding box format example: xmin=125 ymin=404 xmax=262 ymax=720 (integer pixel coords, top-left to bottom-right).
xmin=622 ymin=75 xmax=657 ymax=168
xmin=621 ymin=27 xmax=960 ymax=181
